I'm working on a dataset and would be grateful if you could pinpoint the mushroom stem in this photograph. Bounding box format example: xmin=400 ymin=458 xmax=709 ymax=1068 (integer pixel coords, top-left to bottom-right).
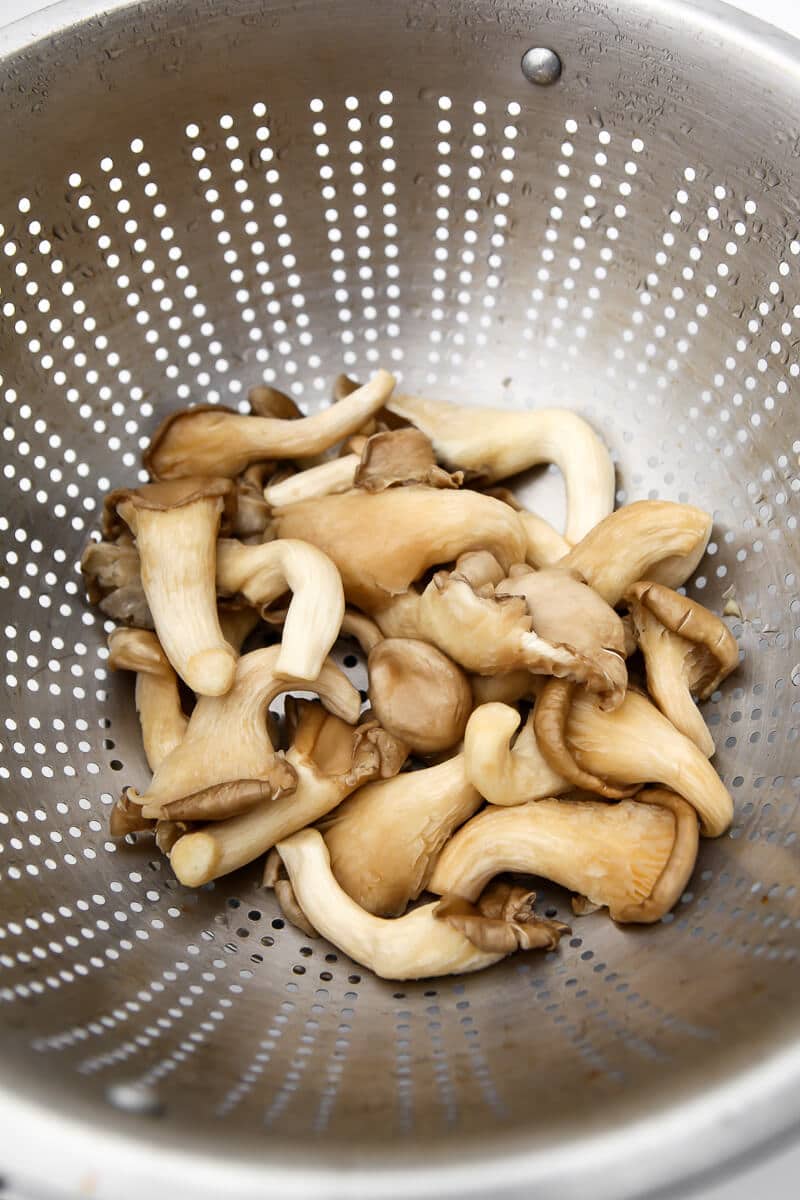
xmin=263 ymin=455 xmax=360 ymax=508
xmin=321 ymin=753 xmax=481 ymax=916
xmin=626 ymin=580 xmax=738 ymax=757
xmin=107 ymin=628 xmax=187 ymax=771
xmin=137 ymin=647 xmax=359 ymax=816
xmin=275 ymin=487 xmax=526 ymax=611
xmin=215 ymin=538 xmax=345 ymax=680
xmin=114 ymin=478 xmax=237 ymax=696
xmin=464 ymin=703 xmax=570 ymax=805
xmin=536 ymin=680 xmax=733 ymax=836
xmin=428 ymin=790 xmax=699 ymax=924
xmin=518 ymin=511 xmax=572 ymax=567
xmin=275 ymin=829 xmax=506 ymax=980
xmin=169 ymin=705 xmax=405 ymax=886
xmin=560 ymin=501 xmax=712 ymax=605
xmin=340 ymin=609 xmax=384 ymax=654
xmin=144 ymin=370 xmax=396 ymax=479
xmin=385 ymin=393 xmax=615 ymax=543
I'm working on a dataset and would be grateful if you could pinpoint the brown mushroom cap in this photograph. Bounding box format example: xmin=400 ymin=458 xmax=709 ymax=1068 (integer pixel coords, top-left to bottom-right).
xmin=533 ymin=679 xmax=638 ymax=799
xmin=158 ymin=768 xmax=296 ymax=822
xmin=80 ymin=535 xmax=152 ymax=628
xmin=496 ymin=566 xmax=627 ymax=709
xmin=355 ymin=428 xmax=463 ymax=492
xmin=435 ymin=879 xmax=570 ymax=953
xmin=248 ymin=384 xmax=303 ymax=421
xmin=104 ymin=475 xmax=235 ymax=540
xmin=367 ymin=638 xmax=472 ymax=754
xmin=625 ymin=580 xmax=739 ymax=699
xmin=109 ymin=794 xmax=154 ymax=838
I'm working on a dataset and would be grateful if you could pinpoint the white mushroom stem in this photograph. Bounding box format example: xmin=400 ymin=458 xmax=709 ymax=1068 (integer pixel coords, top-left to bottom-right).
xmin=560 ymin=501 xmax=712 ymax=605
xmin=275 ymin=829 xmax=506 ymax=980
xmin=263 ymin=455 xmax=359 ymax=508
xmin=464 ymin=703 xmax=569 ymax=805
xmin=321 ymin=754 xmax=481 ymax=916
xmin=340 ymin=609 xmax=384 ymax=653
xmin=215 ymin=538 xmax=345 ymax=680
xmin=385 ymin=393 xmax=615 ymax=543
xmin=145 ymin=370 xmax=396 ymax=479
xmin=518 ymin=511 xmax=572 ymax=567
xmin=107 ymin=629 xmax=187 ymax=772
xmin=428 ymin=791 xmax=699 ymax=924
xmin=137 ymin=647 xmax=359 ymax=816
xmin=116 ymin=482 xmax=236 ymax=696
xmin=169 ymin=706 xmax=405 ymax=886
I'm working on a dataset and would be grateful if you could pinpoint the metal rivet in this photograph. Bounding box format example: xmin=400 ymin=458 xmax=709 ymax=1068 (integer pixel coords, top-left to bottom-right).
xmin=521 ymin=46 xmax=562 ymax=86
xmin=106 ymin=1082 xmax=163 ymax=1117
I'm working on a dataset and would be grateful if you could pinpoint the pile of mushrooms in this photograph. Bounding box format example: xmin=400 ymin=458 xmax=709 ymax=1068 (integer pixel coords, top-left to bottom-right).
xmin=83 ymin=368 xmax=740 ymax=982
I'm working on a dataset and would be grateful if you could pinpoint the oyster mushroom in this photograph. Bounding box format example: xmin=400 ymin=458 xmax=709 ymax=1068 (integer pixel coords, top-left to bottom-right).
xmin=274 ymin=487 xmax=526 ymax=611
xmin=435 ymin=881 xmax=570 ymax=952
xmin=273 ymin=828 xmax=511 ymax=980
xmin=469 ymin=670 xmax=540 ymax=707
xmin=355 ymin=428 xmax=463 ymax=492
xmin=144 ymin=370 xmax=396 ymax=479
xmin=170 ymin=699 xmax=406 ymax=887
xmin=263 ymin=848 xmax=319 ymax=937
xmin=109 ymin=793 xmax=154 ymax=838
xmin=496 ymin=564 xmax=628 ymax=709
xmin=248 ymin=384 xmax=303 ymax=420
xmin=385 ymin=393 xmax=615 ymax=543
xmin=464 ymin=703 xmax=569 ymax=805
xmin=108 ymin=476 xmax=237 ymax=696
xmin=107 ymin=628 xmax=187 ymax=772
xmin=231 ymin=463 xmax=274 ymax=540
xmin=367 ymin=639 xmax=473 ymax=755
xmin=534 ymin=680 xmax=733 ymax=836
xmin=560 ymin=501 xmax=713 ymax=605
xmin=80 ymin=534 xmax=152 ymax=628
xmin=215 ymin=538 xmax=345 ymax=681
xmin=625 ymin=581 xmax=739 ymax=757
xmin=428 ymin=789 xmax=699 ymax=924
xmin=263 ymin=455 xmax=360 ymax=508
xmin=418 ymin=562 xmax=626 ymax=705
xmin=486 ymin=488 xmax=570 ymax=566
xmin=135 ymin=646 xmax=359 ymax=818
xmin=320 ymin=753 xmax=481 ymax=916
xmin=340 ymin=608 xmax=384 ymax=653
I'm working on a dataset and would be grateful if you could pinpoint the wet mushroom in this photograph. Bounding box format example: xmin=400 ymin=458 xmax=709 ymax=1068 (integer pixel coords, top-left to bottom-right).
xmin=367 ymin=639 xmax=473 ymax=755
xmin=560 ymin=501 xmax=713 ymax=605
xmin=274 ymin=487 xmax=526 ymax=611
xmin=107 ymin=628 xmax=187 ymax=772
xmin=109 ymin=793 xmax=155 ymax=838
xmin=263 ymin=848 xmax=319 ymax=937
xmin=320 ymin=753 xmax=481 ymax=916
xmin=435 ymin=880 xmax=570 ymax=952
xmin=273 ymin=828 xmax=514 ymax=980
xmin=385 ymin=393 xmax=615 ymax=543
xmin=108 ymin=476 xmax=237 ymax=696
xmin=248 ymin=384 xmax=304 ymax=420
xmin=428 ymin=789 xmax=699 ymax=924
xmin=231 ymin=463 xmax=274 ymax=540
xmin=80 ymin=534 xmax=152 ymax=628
xmin=625 ymin=581 xmax=739 ymax=756
xmin=354 ymin=428 xmax=463 ymax=492
xmin=534 ymin=679 xmax=733 ymax=836
xmin=417 ymin=561 xmax=626 ymax=705
xmin=464 ymin=703 xmax=570 ymax=805
xmin=135 ymin=646 xmax=359 ymax=818
xmin=263 ymin=455 xmax=360 ymax=508
xmin=496 ymin=564 xmax=628 ymax=709
xmin=215 ymin=538 xmax=345 ymax=680
xmin=144 ymin=369 xmax=396 ymax=479
xmin=170 ymin=699 xmax=406 ymax=887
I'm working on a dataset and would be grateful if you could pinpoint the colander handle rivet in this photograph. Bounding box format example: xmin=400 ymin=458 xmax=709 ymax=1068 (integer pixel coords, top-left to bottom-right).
xmin=521 ymin=46 xmax=562 ymax=85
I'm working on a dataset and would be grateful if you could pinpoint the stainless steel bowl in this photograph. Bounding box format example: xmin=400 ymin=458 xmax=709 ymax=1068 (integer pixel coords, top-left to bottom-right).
xmin=1 ymin=1 xmax=799 ymax=1196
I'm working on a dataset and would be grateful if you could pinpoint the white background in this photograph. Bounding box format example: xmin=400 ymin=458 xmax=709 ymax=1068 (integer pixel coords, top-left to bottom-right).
xmin=1 ymin=0 xmax=798 ymax=1197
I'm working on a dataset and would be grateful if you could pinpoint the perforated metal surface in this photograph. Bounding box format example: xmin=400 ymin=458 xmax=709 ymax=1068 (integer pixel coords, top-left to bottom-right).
xmin=0 ymin=1 xmax=800 ymax=1198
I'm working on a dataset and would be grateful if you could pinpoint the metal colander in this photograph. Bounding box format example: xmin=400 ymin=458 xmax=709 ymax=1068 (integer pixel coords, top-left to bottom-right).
xmin=1 ymin=0 xmax=799 ymax=1197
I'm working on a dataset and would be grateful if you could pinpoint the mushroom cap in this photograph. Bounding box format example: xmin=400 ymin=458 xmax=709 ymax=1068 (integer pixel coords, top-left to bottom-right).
xmin=248 ymin=385 xmax=303 ymax=421
xmin=274 ymin=486 xmax=526 ymax=611
xmin=367 ymin=638 xmax=472 ymax=754
xmin=109 ymin=794 xmax=154 ymax=838
xmin=107 ymin=627 xmax=172 ymax=677
xmin=104 ymin=475 xmax=235 ymax=540
xmin=533 ymin=679 xmax=638 ymax=800
xmin=496 ymin=566 xmax=627 ymax=708
xmin=80 ymin=536 xmax=152 ymax=628
xmin=355 ymin=428 xmax=463 ymax=492
xmin=158 ymin=766 xmax=297 ymax=821
xmin=609 ymin=788 xmax=700 ymax=923
xmin=435 ymin=879 xmax=570 ymax=952
xmin=625 ymin=580 xmax=738 ymax=699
